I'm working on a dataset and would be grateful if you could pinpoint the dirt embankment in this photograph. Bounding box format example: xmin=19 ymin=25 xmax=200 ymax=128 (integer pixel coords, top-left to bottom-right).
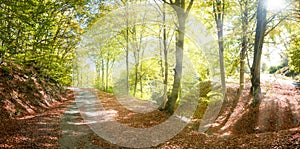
xmin=0 ymin=62 xmax=75 ymax=148
xmin=0 ymin=62 xmax=70 ymax=119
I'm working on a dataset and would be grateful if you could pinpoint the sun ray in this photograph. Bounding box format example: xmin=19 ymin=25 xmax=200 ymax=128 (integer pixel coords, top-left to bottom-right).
xmin=266 ymin=0 xmax=286 ymax=11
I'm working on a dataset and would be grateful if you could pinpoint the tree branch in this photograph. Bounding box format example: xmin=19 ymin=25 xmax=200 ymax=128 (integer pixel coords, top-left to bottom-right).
xmin=161 ymin=0 xmax=173 ymax=5
xmin=266 ymin=2 xmax=292 ymax=24
xmin=222 ymin=0 xmax=225 ymax=24
xmin=213 ymin=1 xmax=218 ymax=23
xmin=185 ymin=0 xmax=194 ymax=15
xmin=153 ymin=0 xmax=163 ymax=16
xmin=264 ymin=15 xmax=289 ymax=36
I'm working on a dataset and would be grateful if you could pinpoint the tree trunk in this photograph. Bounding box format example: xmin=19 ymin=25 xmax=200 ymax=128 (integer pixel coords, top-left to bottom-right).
xmin=162 ymin=22 xmax=169 ymax=109
xmin=213 ymin=0 xmax=226 ymax=100
xmin=238 ymin=0 xmax=249 ymax=96
xmin=140 ymin=64 xmax=143 ymax=98
xmin=96 ymin=60 xmax=101 ymax=89
xmin=125 ymin=32 xmax=130 ymax=95
xmin=139 ymin=41 xmax=145 ymax=98
xmin=239 ymin=38 xmax=246 ymax=95
xmin=125 ymin=5 xmax=130 ymax=96
xmin=101 ymin=58 xmax=105 ymax=90
xmin=251 ymin=0 xmax=267 ymax=106
xmin=161 ymin=3 xmax=168 ymax=110
xmin=217 ymin=20 xmax=226 ymax=98
xmin=165 ymin=11 xmax=186 ymax=114
xmin=133 ymin=57 xmax=139 ymax=96
xmin=106 ymin=57 xmax=109 ymax=91
xmin=163 ymin=0 xmax=194 ymax=114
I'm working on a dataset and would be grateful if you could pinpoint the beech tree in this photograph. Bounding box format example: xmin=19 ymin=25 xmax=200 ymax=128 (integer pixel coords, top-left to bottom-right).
xmin=212 ymin=0 xmax=226 ymax=99
xmin=237 ymin=0 xmax=256 ymax=96
xmin=250 ymin=0 xmax=268 ymax=105
xmin=161 ymin=0 xmax=194 ymax=114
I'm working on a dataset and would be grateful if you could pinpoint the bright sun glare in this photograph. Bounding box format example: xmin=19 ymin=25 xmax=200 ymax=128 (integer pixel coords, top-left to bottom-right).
xmin=266 ymin=0 xmax=286 ymax=11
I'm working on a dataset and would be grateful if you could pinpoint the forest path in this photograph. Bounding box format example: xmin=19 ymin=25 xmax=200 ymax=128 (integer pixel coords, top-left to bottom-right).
xmin=59 ymin=88 xmax=102 ymax=149
xmin=58 ymin=88 xmax=171 ymax=148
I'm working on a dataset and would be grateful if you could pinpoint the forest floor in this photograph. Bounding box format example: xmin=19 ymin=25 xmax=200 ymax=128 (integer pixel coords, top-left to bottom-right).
xmin=0 ymin=89 xmax=75 ymax=148
xmin=1 ymin=74 xmax=300 ymax=148
xmin=74 ymin=81 xmax=300 ymax=148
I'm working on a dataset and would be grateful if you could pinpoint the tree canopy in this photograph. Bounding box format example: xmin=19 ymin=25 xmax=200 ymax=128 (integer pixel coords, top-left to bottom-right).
xmin=0 ymin=0 xmax=90 ymax=85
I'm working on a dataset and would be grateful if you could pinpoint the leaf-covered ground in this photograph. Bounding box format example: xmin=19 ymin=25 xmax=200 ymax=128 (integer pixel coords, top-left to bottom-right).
xmin=0 ymin=63 xmax=299 ymax=148
xmin=85 ymin=86 xmax=300 ymax=148
xmin=0 ymin=90 xmax=74 ymax=148
xmin=0 ymin=62 xmax=75 ymax=148
xmin=0 ymin=62 xmax=67 ymax=119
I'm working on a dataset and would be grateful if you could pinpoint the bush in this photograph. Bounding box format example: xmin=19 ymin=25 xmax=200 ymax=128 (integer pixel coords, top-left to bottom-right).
xmin=268 ymin=59 xmax=288 ymax=74
xmin=288 ymin=33 xmax=300 ymax=71
xmin=269 ymin=66 xmax=279 ymax=74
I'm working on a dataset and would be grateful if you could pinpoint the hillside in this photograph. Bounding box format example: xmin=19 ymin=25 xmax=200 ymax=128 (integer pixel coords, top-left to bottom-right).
xmin=0 ymin=62 xmax=71 ymax=119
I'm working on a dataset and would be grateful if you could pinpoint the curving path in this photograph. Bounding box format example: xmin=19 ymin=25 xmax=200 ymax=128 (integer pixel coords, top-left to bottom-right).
xmin=59 ymin=88 xmax=101 ymax=149
xmin=58 ymin=88 xmax=196 ymax=148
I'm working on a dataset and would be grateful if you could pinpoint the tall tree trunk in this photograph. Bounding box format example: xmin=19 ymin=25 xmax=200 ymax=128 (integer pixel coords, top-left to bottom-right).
xmin=101 ymin=58 xmax=105 ymax=90
xmin=239 ymin=37 xmax=247 ymax=95
xmin=217 ymin=21 xmax=226 ymax=98
xmin=106 ymin=58 xmax=110 ymax=91
xmin=133 ymin=26 xmax=139 ymax=97
xmin=238 ymin=0 xmax=249 ymax=96
xmin=163 ymin=0 xmax=194 ymax=114
xmin=133 ymin=56 xmax=139 ymax=96
xmin=140 ymin=63 xmax=143 ymax=98
xmin=165 ymin=11 xmax=186 ymax=114
xmin=251 ymin=0 xmax=267 ymax=106
xmin=139 ymin=40 xmax=145 ymax=98
xmin=132 ymin=24 xmax=144 ymax=97
xmin=213 ymin=0 xmax=226 ymax=99
xmin=162 ymin=3 xmax=168 ymax=109
xmin=96 ymin=60 xmax=101 ymax=89
xmin=125 ymin=5 xmax=130 ymax=96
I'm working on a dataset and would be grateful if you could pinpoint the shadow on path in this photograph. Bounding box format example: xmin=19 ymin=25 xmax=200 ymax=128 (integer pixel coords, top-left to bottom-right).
xmin=59 ymin=90 xmax=101 ymax=149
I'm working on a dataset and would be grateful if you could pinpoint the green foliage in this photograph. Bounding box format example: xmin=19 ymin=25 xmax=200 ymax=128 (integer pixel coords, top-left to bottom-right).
xmin=129 ymin=58 xmax=164 ymax=100
xmin=288 ymin=35 xmax=300 ymax=73
xmin=269 ymin=59 xmax=288 ymax=74
xmin=0 ymin=0 xmax=86 ymax=85
xmin=268 ymin=66 xmax=278 ymax=74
